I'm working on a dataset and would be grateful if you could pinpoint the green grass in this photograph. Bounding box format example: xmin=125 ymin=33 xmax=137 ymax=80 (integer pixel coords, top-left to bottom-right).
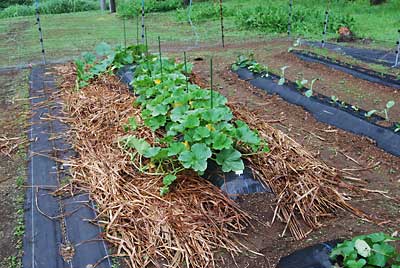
xmin=0 ymin=0 xmax=398 ymax=68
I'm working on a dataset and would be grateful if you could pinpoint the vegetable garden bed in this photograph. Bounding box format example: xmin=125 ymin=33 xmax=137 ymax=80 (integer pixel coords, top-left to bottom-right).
xmin=232 ymin=57 xmax=400 ymax=157
xmin=303 ymin=41 xmax=399 ymax=68
xmin=291 ymin=50 xmax=400 ymax=90
xmin=41 ymin=43 xmax=378 ymax=267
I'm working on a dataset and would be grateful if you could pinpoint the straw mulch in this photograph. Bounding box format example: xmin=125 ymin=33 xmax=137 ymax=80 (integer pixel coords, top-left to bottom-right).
xmin=55 ymin=63 xmax=367 ymax=267
xmin=56 ymin=64 xmax=249 ymax=268
xmin=229 ymin=104 xmax=368 ymax=240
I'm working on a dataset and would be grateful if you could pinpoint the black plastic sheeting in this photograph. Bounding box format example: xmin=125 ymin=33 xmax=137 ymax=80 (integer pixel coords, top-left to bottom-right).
xmin=292 ymin=50 xmax=400 ymax=90
xmin=116 ymin=67 xmax=271 ymax=198
xmin=24 ymin=66 xmax=112 ymax=268
xmin=277 ymin=240 xmax=341 ymax=268
xmin=235 ymin=67 xmax=400 ymax=157
xmin=303 ymin=41 xmax=399 ymax=68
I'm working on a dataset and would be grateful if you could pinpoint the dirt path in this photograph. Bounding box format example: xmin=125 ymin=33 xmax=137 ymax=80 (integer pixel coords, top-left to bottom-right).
xmin=0 ymin=70 xmax=29 ymax=268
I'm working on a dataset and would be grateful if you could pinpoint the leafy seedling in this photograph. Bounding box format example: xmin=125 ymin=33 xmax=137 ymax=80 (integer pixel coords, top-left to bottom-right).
xmin=383 ymin=100 xmax=395 ymax=121
xmin=296 ymin=79 xmax=308 ymax=90
xmin=278 ymin=66 xmax=289 ymax=86
xmin=305 ymin=78 xmax=318 ymax=98
xmin=365 ymin=110 xmax=377 ymax=118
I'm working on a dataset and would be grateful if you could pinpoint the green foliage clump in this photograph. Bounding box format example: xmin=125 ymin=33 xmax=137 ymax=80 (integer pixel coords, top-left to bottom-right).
xmin=117 ymin=0 xmax=183 ymax=18
xmin=235 ymin=4 xmax=354 ymax=36
xmin=175 ymin=1 xmax=235 ymax=22
xmin=0 ymin=0 xmax=99 ymax=18
xmin=119 ymin=55 xmax=268 ymax=195
xmin=330 ymin=232 xmax=400 ymax=268
xmin=75 ymin=42 xmax=146 ymax=88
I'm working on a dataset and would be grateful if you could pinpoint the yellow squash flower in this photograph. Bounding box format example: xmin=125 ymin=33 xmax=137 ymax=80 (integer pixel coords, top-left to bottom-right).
xmin=154 ymin=79 xmax=161 ymax=85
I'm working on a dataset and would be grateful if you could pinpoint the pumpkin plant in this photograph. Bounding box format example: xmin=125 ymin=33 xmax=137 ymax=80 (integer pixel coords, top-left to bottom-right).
xmin=119 ymin=54 xmax=269 ymax=196
xmin=330 ymin=232 xmax=400 ymax=268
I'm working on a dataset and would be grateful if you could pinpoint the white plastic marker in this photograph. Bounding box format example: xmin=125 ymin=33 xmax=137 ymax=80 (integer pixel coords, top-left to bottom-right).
xmin=35 ymin=0 xmax=46 ymax=64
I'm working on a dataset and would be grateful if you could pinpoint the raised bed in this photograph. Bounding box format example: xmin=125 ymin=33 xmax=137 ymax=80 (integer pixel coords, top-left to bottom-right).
xmin=233 ymin=67 xmax=400 ymax=157
xmin=303 ymin=41 xmax=399 ymax=68
xmin=291 ymin=50 xmax=400 ymax=90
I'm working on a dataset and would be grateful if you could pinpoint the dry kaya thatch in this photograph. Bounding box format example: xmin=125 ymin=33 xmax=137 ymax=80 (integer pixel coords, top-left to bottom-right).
xmin=229 ymin=104 xmax=368 ymax=240
xmin=56 ymin=64 xmax=249 ymax=268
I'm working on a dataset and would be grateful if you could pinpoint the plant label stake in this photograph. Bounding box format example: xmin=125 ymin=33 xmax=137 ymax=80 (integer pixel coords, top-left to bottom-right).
xmin=123 ymin=17 xmax=127 ymax=49
xmin=35 ymin=0 xmax=46 ymax=65
xmin=321 ymin=0 xmax=330 ymax=48
xmin=394 ymin=29 xmax=400 ymax=67
xmin=210 ymin=57 xmax=213 ymax=109
xmin=287 ymin=0 xmax=293 ymax=37
xmin=219 ymin=0 xmax=225 ymax=48
xmin=141 ymin=0 xmax=145 ymax=44
xmin=158 ymin=36 xmax=163 ymax=80
xmin=184 ymin=51 xmax=189 ymax=92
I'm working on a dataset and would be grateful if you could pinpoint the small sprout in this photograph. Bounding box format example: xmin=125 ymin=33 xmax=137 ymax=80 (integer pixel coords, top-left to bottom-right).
xmin=351 ymin=105 xmax=359 ymax=111
xmin=296 ymin=79 xmax=308 ymax=89
xmin=383 ymin=100 xmax=395 ymax=121
xmin=278 ymin=66 xmax=289 ymax=86
xmin=305 ymin=89 xmax=313 ymax=98
xmin=365 ymin=110 xmax=377 ymax=118
xmin=395 ymin=123 xmax=400 ymax=133
xmin=331 ymin=95 xmax=339 ymax=103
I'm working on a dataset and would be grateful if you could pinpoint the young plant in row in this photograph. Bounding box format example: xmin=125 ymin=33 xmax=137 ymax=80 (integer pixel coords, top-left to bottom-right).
xmin=365 ymin=100 xmax=395 ymax=121
xmin=75 ymin=42 xmax=146 ymax=88
xmin=232 ymin=54 xmax=269 ymax=77
xmin=120 ymin=55 xmax=269 ymax=196
xmin=330 ymin=232 xmax=400 ymax=268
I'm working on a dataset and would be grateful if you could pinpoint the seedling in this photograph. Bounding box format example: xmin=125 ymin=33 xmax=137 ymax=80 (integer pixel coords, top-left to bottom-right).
xmin=278 ymin=66 xmax=289 ymax=85
xmin=365 ymin=110 xmax=377 ymax=118
xmin=296 ymin=79 xmax=308 ymax=90
xmin=351 ymin=105 xmax=359 ymax=112
xmin=395 ymin=123 xmax=400 ymax=132
xmin=383 ymin=100 xmax=395 ymax=121
xmin=305 ymin=78 xmax=318 ymax=98
xmin=331 ymin=95 xmax=339 ymax=103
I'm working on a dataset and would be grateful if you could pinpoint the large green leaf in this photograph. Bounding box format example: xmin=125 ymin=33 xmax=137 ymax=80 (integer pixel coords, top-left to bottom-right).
xmin=212 ymin=132 xmax=233 ymax=150
xmin=345 ymin=259 xmax=366 ymax=268
xmin=178 ymin=143 xmax=211 ymax=172
xmin=236 ymin=120 xmax=260 ymax=145
xmin=216 ymin=149 xmax=244 ymax=172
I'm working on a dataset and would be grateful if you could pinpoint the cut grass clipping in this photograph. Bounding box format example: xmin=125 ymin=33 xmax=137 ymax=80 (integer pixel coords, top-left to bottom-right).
xmin=56 ymin=44 xmax=368 ymax=267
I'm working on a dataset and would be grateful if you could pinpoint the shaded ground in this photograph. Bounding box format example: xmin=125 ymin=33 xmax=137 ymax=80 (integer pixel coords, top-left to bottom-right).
xmin=0 ymin=70 xmax=29 ymax=268
xmin=184 ymin=40 xmax=399 ymax=267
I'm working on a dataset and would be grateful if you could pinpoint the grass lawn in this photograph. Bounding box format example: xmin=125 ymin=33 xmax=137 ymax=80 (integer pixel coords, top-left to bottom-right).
xmin=0 ymin=0 xmax=398 ymax=68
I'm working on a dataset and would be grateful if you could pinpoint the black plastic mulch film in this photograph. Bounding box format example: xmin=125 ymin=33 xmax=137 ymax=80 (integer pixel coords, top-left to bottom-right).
xmin=116 ymin=65 xmax=271 ymax=198
xmin=24 ymin=66 xmax=111 ymax=268
xmin=291 ymin=50 xmax=400 ymax=90
xmin=277 ymin=240 xmax=342 ymax=268
xmin=234 ymin=67 xmax=400 ymax=158
xmin=304 ymin=41 xmax=400 ymax=68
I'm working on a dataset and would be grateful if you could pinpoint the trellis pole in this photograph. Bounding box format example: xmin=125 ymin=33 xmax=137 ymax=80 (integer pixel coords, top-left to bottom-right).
xmin=141 ymin=0 xmax=145 ymax=44
xmin=219 ymin=0 xmax=225 ymax=48
xmin=321 ymin=0 xmax=331 ymax=48
xmin=394 ymin=29 xmax=400 ymax=67
xmin=35 ymin=0 xmax=46 ymax=64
